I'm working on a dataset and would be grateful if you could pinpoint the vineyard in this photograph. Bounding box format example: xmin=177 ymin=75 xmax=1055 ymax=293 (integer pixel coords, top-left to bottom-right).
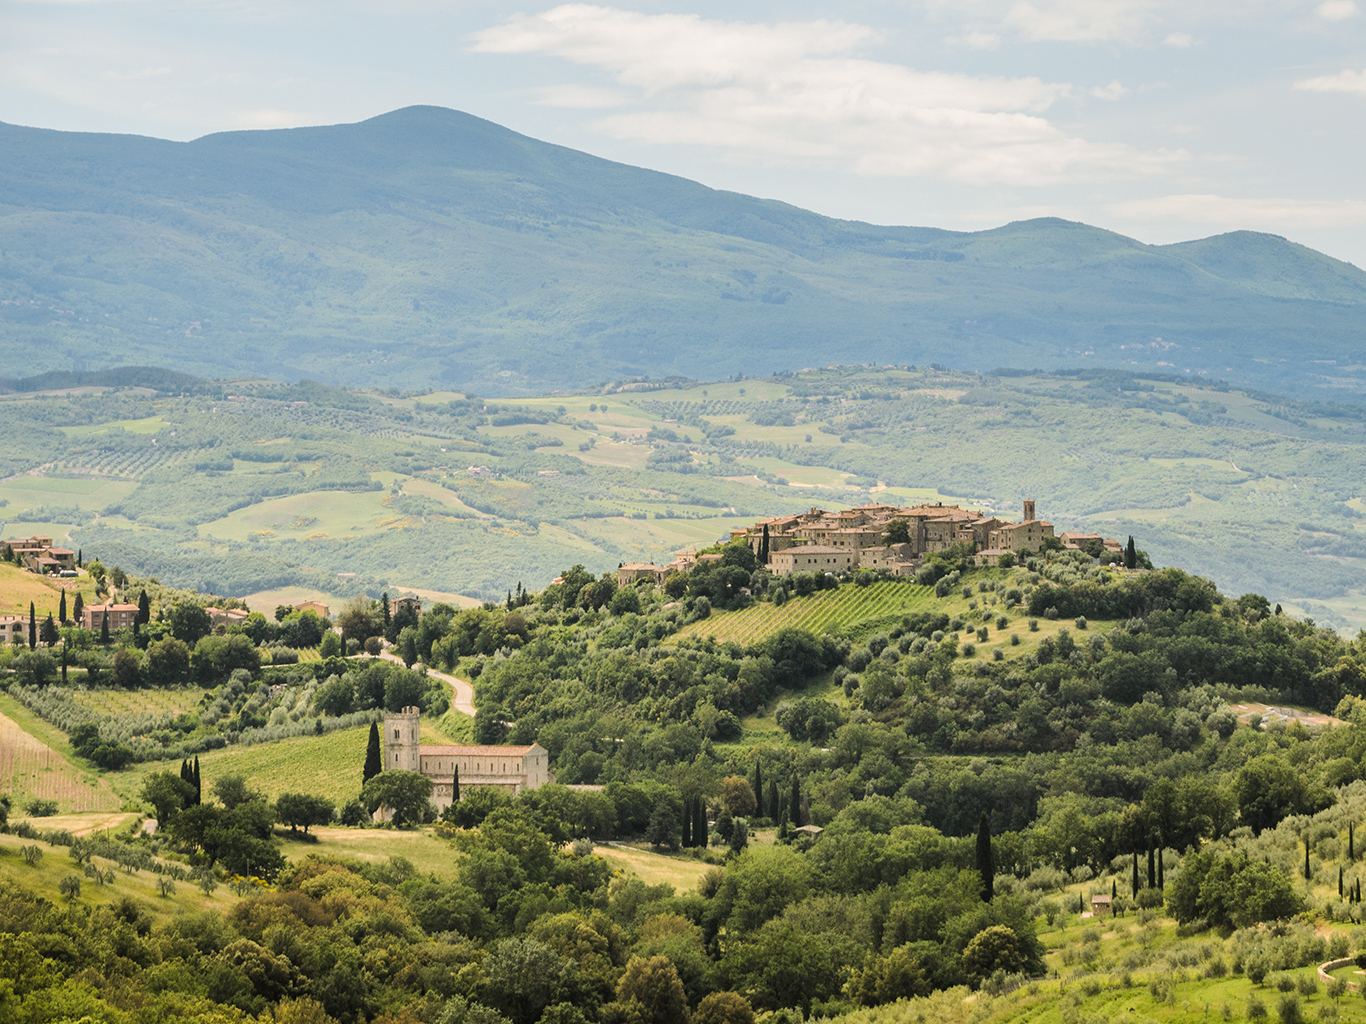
xmin=676 ymin=580 xmax=936 ymax=646
xmin=70 ymin=686 xmax=203 ymax=718
xmin=107 ymin=723 xmax=377 ymax=807
xmin=0 ymin=709 xmax=119 ymax=813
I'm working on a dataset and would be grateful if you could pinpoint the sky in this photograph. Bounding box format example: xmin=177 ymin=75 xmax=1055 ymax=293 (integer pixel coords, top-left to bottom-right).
xmin=4 ymin=0 xmax=1366 ymax=265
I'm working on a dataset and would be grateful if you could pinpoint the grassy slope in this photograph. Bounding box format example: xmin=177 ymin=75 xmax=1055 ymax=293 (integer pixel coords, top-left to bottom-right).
xmin=0 ymin=562 xmax=99 ymax=618
xmin=0 ymin=698 xmax=122 ymax=812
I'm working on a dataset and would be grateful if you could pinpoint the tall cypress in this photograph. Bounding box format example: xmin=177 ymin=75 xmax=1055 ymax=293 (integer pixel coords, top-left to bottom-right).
xmin=767 ymin=780 xmax=779 ymax=824
xmin=789 ymin=775 xmax=801 ymax=827
xmin=696 ymin=799 xmax=708 ymax=847
xmin=681 ymin=796 xmax=692 ymax=848
xmin=1340 ymin=866 xmax=1345 ymax=898
xmin=193 ymin=756 xmax=201 ymax=806
xmin=138 ymin=590 xmax=151 ymax=625
xmin=975 ymin=811 xmax=994 ymax=902
xmin=382 ymin=593 xmax=391 ymax=629
xmin=100 ymin=611 xmax=110 ymax=645
xmin=1305 ymin=837 xmax=1312 ymax=881
xmin=1158 ymin=848 xmax=1165 ymax=889
xmin=1132 ymin=851 xmax=1140 ymax=898
xmin=28 ymin=602 xmax=36 ymax=650
xmin=73 ymin=592 xmax=84 ymax=626
xmin=1147 ymin=846 xmax=1156 ymax=889
xmin=452 ymin=765 xmax=460 ymax=804
xmin=1352 ymin=823 xmax=1356 ymax=860
xmin=752 ymin=760 xmax=763 ymax=818
xmin=363 ymin=721 xmax=383 ymax=785
xmin=1125 ymin=536 xmax=1137 ymax=570
xmin=60 ymin=645 xmax=67 ymax=684
xmin=760 ymin=524 xmax=770 ymax=564
xmin=59 ymin=591 xmax=67 ymax=625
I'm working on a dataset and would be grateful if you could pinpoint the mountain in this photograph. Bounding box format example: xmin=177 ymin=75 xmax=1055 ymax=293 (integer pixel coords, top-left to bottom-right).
xmin=1 ymin=105 xmax=1364 ymax=397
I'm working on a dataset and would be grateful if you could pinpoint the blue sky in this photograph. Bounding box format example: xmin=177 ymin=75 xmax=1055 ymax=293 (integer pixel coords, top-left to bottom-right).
xmin=5 ymin=0 xmax=1366 ymax=264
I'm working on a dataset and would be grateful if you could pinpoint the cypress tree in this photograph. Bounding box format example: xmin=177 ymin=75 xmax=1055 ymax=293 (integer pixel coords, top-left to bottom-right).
xmin=138 ymin=590 xmax=150 ymax=625
xmin=452 ymin=765 xmax=460 ymax=804
xmin=1158 ymin=848 xmax=1165 ymax=889
xmin=1132 ymin=851 xmax=1140 ymax=898
xmin=77 ymin=548 xmax=82 ymax=567
xmin=28 ymin=602 xmax=36 ymax=650
xmin=193 ymin=756 xmax=201 ymax=806
xmin=1147 ymin=846 xmax=1156 ymax=889
xmin=760 ymin=524 xmax=770 ymax=564
xmin=73 ymin=592 xmax=84 ymax=626
xmin=753 ymin=760 xmax=763 ymax=818
xmin=382 ymin=593 xmax=391 ymax=629
xmin=1356 ymin=879 xmax=1361 ymax=903
xmin=59 ymin=591 xmax=67 ymax=625
xmin=1111 ymin=879 xmax=1117 ymax=901
xmin=789 ymin=774 xmax=801 ymax=827
xmin=1352 ymin=823 xmax=1355 ymax=860
xmin=1305 ymin=837 xmax=1312 ymax=881
xmin=768 ymin=779 xmax=779 ymax=823
xmin=363 ymin=721 xmax=383 ymax=785
xmin=60 ymin=645 xmax=67 ymax=683
xmin=681 ymin=796 xmax=692 ymax=848
xmin=100 ymin=611 xmax=110 ymax=645
xmin=975 ymin=811 xmax=994 ymax=902
xmin=1124 ymin=536 xmax=1137 ymax=570
xmin=1340 ymin=866 xmax=1345 ymax=898
xmin=696 ymin=799 xmax=708 ymax=848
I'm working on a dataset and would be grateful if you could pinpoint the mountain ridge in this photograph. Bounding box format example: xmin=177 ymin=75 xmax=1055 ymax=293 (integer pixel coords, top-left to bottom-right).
xmin=1 ymin=105 xmax=1363 ymax=397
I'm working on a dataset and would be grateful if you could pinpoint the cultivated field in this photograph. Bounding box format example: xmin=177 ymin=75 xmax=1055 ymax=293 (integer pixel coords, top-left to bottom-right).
xmin=71 ymin=686 xmax=204 ymax=718
xmin=196 ymin=489 xmax=400 ymax=542
xmin=677 ymin=580 xmax=936 ymax=645
xmin=108 ymin=724 xmax=380 ymax=807
xmin=0 ymin=708 xmax=120 ymax=812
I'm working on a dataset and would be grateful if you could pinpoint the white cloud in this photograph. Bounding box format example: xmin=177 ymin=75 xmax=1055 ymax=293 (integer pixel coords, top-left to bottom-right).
xmin=1162 ymin=31 xmax=1195 ymax=47
xmin=532 ymin=83 xmax=628 ymax=107
xmin=473 ymin=5 xmax=1182 ymax=186
xmin=1317 ymin=0 xmax=1359 ymax=21
xmin=1295 ymin=67 xmax=1366 ymax=95
xmin=963 ymin=31 xmax=1002 ymax=49
xmin=1091 ymin=79 xmax=1129 ymax=100
xmin=1111 ymin=194 xmax=1366 ymax=230
xmin=1001 ymin=0 xmax=1159 ymax=42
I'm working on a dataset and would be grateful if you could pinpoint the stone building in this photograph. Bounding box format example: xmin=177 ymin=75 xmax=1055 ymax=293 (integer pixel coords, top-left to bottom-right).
xmin=383 ymin=707 xmax=551 ymax=809
xmin=84 ymin=602 xmax=138 ymax=631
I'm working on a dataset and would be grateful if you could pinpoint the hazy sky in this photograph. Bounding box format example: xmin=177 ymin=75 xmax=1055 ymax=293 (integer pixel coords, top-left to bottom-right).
xmin=5 ymin=0 xmax=1366 ymax=264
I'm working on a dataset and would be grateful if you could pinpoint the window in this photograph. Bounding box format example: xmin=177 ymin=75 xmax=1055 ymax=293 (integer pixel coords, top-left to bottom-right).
xmin=394 ymin=729 xmax=400 ymax=739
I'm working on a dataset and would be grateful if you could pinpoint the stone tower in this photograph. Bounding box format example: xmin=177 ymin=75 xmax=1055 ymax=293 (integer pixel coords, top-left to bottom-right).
xmin=384 ymin=706 xmax=421 ymax=772
xmin=1022 ymin=499 xmax=1036 ymax=522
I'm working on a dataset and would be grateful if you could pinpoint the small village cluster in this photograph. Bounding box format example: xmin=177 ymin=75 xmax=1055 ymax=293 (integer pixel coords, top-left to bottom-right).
xmin=619 ymin=499 xmax=1120 ymax=587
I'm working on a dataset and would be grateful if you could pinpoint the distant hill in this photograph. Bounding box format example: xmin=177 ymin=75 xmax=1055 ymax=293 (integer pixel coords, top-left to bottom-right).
xmin=1 ymin=105 xmax=1364 ymax=398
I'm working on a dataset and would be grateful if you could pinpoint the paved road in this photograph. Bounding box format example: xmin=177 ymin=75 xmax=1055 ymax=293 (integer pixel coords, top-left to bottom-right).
xmin=369 ymin=650 xmax=476 ymax=716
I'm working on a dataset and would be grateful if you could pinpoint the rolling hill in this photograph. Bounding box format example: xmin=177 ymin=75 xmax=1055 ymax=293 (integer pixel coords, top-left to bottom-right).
xmin=1 ymin=106 xmax=1364 ymax=398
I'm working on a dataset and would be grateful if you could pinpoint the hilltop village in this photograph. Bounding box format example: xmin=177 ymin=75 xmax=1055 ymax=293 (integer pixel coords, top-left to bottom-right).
xmin=619 ymin=500 xmax=1122 ymax=587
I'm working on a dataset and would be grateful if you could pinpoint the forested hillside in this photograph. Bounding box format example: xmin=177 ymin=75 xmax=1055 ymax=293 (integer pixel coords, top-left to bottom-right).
xmin=2 ymin=106 xmax=1365 ymax=399
xmin=7 ymin=540 xmax=1366 ymax=1023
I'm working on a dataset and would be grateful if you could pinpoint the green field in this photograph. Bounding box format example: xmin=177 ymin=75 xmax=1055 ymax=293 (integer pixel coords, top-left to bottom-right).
xmin=107 ymin=724 xmax=379 ymax=807
xmin=678 ymin=580 xmax=936 ymax=645
xmin=0 ymin=474 xmax=139 ymax=511
xmin=196 ymin=489 xmax=404 ymax=542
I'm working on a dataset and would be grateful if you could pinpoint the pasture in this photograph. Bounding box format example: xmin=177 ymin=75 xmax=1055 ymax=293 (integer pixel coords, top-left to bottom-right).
xmin=0 ymin=562 xmax=97 ymax=617
xmin=677 ymin=580 xmax=936 ymax=645
xmin=196 ymin=489 xmax=398 ymax=542
xmin=0 ymin=474 xmax=139 ymax=512
xmin=592 ymin=842 xmax=708 ymax=893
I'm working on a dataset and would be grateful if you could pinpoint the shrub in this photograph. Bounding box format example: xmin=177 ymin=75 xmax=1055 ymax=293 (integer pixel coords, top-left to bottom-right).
xmin=24 ymin=798 xmax=58 ymax=817
xmin=1277 ymin=993 xmax=1303 ymax=1024
xmin=1076 ymin=617 xmax=1088 ymax=629
xmin=1028 ymin=619 xmax=1040 ymax=632
xmin=1248 ymin=995 xmax=1267 ymax=1020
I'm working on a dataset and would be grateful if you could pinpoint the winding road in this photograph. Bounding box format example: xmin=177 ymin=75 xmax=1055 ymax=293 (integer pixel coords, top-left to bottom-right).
xmin=369 ymin=650 xmax=476 ymax=716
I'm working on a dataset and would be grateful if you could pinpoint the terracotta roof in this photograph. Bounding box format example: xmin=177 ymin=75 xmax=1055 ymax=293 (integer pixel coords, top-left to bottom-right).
xmin=420 ymin=743 xmax=541 ymax=756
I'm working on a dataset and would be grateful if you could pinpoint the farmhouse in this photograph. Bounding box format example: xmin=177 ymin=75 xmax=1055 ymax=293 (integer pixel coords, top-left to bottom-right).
xmin=383 ymin=707 xmax=551 ymax=809
xmin=2 ymin=536 xmax=77 ymax=575
xmin=83 ymin=602 xmax=138 ymax=631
